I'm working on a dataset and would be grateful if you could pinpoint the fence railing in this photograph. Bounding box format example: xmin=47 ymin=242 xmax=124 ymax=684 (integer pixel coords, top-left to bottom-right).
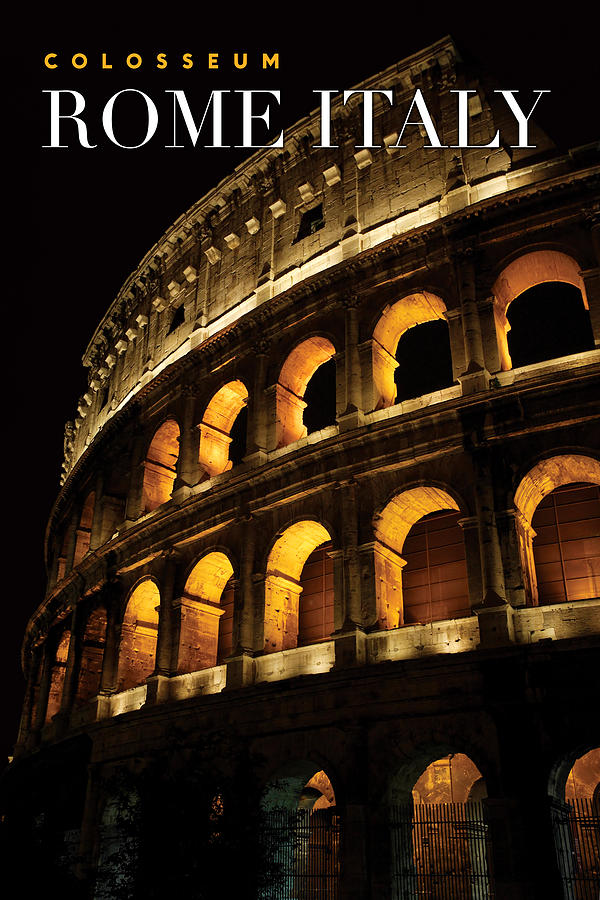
xmin=551 ymin=797 xmax=600 ymax=900
xmin=390 ymin=801 xmax=494 ymax=899
xmin=260 ymin=807 xmax=340 ymax=899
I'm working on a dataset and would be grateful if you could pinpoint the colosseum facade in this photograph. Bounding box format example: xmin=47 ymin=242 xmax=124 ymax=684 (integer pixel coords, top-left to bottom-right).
xmin=2 ymin=37 xmax=600 ymax=900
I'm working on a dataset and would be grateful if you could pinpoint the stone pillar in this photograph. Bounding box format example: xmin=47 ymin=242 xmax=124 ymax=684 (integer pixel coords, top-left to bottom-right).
xmin=99 ymin=584 xmax=123 ymax=695
xmin=30 ymin=641 xmax=54 ymax=738
xmin=75 ymin=763 xmax=102 ymax=883
xmin=245 ymin=340 xmax=269 ymax=464
xmin=496 ymin=509 xmax=535 ymax=609
xmin=445 ymin=307 xmax=467 ymax=382
xmin=478 ymin=296 xmax=503 ymax=374
xmin=15 ymin=647 xmax=42 ymax=751
xmin=338 ymin=725 xmax=370 ymax=900
xmin=358 ymin=338 xmax=378 ymax=412
xmin=227 ymin=521 xmax=257 ymax=689
xmin=89 ymin=471 xmax=105 ymax=551
xmin=338 ymin=298 xmax=365 ymax=431
xmin=124 ymin=434 xmax=146 ymax=523
xmin=63 ymin=509 xmax=80 ymax=576
xmin=154 ymin=554 xmax=177 ymax=676
xmin=580 ymin=264 xmax=600 ymax=350
xmin=333 ymin=482 xmax=368 ymax=668
xmin=455 ymin=252 xmax=490 ymax=394
xmin=56 ymin=606 xmax=83 ymax=731
xmin=174 ymin=388 xmax=201 ymax=491
xmin=471 ymin=453 xmax=514 ymax=646
xmin=458 ymin=515 xmax=484 ymax=611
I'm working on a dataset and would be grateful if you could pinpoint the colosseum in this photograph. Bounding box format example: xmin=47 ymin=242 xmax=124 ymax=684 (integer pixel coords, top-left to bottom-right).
xmin=2 ymin=36 xmax=599 ymax=899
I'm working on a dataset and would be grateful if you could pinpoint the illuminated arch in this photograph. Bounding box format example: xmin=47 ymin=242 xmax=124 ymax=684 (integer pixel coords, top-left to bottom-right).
xmin=45 ymin=629 xmax=71 ymax=722
xmin=373 ymin=486 xmax=462 ymax=628
xmin=199 ymin=380 xmax=248 ymax=477
xmin=176 ymin=551 xmax=235 ymax=673
xmin=142 ymin=419 xmax=180 ymax=512
xmin=492 ymin=250 xmax=588 ymax=370
xmin=276 ymin=337 xmax=336 ymax=447
xmin=117 ymin=579 xmax=160 ymax=692
xmin=372 ymin=292 xmax=448 ymax=409
xmin=73 ymin=491 xmax=95 ymax=566
xmin=513 ymin=454 xmax=600 ymax=605
xmin=264 ymin=520 xmax=333 ymax=653
xmin=75 ymin=605 xmax=107 ymax=706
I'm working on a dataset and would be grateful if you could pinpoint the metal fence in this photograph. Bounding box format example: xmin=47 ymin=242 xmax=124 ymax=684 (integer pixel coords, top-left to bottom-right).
xmin=261 ymin=807 xmax=340 ymax=899
xmin=390 ymin=801 xmax=494 ymax=899
xmin=551 ymin=797 xmax=600 ymax=900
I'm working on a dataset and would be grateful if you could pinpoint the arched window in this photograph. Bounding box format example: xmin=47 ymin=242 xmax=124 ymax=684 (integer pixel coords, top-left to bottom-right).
xmin=492 ymin=250 xmax=591 ymax=370
xmin=549 ymin=749 xmax=600 ymax=893
xmin=275 ymin=338 xmax=337 ymax=448
xmin=73 ymin=491 xmax=95 ymax=566
xmin=199 ymin=381 xmax=248 ymax=477
xmin=374 ymin=486 xmax=469 ymax=629
xmin=389 ymin=753 xmax=492 ymax=897
xmin=45 ymin=630 xmax=71 ymax=722
xmin=117 ymin=580 xmax=159 ymax=692
xmin=394 ymin=320 xmax=454 ymax=403
xmin=372 ymin=292 xmax=449 ymax=409
xmin=297 ymin=542 xmax=334 ymax=647
xmin=75 ymin=605 xmax=107 ymax=706
xmin=264 ymin=521 xmax=333 ymax=653
xmin=261 ymin=763 xmax=340 ymax=899
xmin=176 ymin=552 xmax=235 ymax=674
xmin=514 ymin=455 xmax=600 ymax=606
xmin=142 ymin=420 xmax=180 ymax=512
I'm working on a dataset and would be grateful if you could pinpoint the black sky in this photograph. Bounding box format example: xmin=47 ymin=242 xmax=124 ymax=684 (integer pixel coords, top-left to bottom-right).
xmin=4 ymin=9 xmax=599 ymax=762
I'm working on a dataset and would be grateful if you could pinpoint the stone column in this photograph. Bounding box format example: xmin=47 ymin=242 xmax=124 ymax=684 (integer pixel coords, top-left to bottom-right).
xmin=63 ymin=509 xmax=80 ymax=576
xmin=471 ymin=452 xmax=514 ymax=646
xmin=581 ymin=264 xmax=600 ymax=350
xmin=56 ymin=605 xmax=83 ymax=731
xmin=244 ymin=339 xmax=269 ymax=464
xmin=338 ymin=725 xmax=370 ymax=900
xmin=455 ymin=252 xmax=490 ymax=394
xmin=458 ymin=515 xmax=484 ymax=611
xmin=15 ymin=647 xmax=42 ymax=751
xmin=496 ymin=509 xmax=535 ymax=609
xmin=99 ymin=583 xmax=124 ymax=695
xmin=31 ymin=641 xmax=54 ymax=738
xmin=338 ymin=297 xmax=365 ymax=431
xmin=333 ymin=481 xmax=368 ymax=668
xmin=124 ymin=434 xmax=146 ymax=523
xmin=226 ymin=520 xmax=257 ymax=689
xmin=174 ymin=387 xmax=201 ymax=492
xmin=445 ymin=307 xmax=467 ymax=382
xmin=153 ymin=554 xmax=177 ymax=676
xmin=89 ymin=472 xmax=105 ymax=551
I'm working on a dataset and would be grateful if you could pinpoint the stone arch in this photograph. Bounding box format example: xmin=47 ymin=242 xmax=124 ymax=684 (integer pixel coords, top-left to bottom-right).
xmin=45 ymin=629 xmax=71 ymax=722
xmin=199 ymin=380 xmax=248 ymax=477
xmin=373 ymin=485 xmax=468 ymax=628
xmin=116 ymin=578 xmax=160 ymax=692
xmin=388 ymin=749 xmax=492 ymax=896
xmin=264 ymin=520 xmax=333 ymax=653
xmin=275 ymin=336 xmax=337 ymax=447
xmin=513 ymin=454 xmax=600 ymax=605
xmin=176 ymin=551 xmax=235 ymax=673
xmin=75 ymin=605 xmax=107 ymax=706
xmin=142 ymin=419 xmax=180 ymax=512
xmin=372 ymin=292 xmax=448 ymax=409
xmin=548 ymin=747 xmax=600 ymax=889
xmin=260 ymin=760 xmax=341 ymax=898
xmin=73 ymin=491 xmax=95 ymax=566
xmin=492 ymin=250 xmax=588 ymax=370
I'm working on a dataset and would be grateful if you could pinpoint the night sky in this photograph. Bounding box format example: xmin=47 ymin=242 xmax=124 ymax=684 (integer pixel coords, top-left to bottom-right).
xmin=4 ymin=10 xmax=598 ymax=762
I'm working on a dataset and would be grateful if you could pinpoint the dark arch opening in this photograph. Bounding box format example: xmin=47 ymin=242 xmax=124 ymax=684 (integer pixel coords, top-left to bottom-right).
xmin=303 ymin=358 xmax=336 ymax=434
xmin=506 ymin=282 xmax=594 ymax=368
xmin=228 ymin=406 xmax=248 ymax=467
xmin=394 ymin=320 xmax=453 ymax=403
